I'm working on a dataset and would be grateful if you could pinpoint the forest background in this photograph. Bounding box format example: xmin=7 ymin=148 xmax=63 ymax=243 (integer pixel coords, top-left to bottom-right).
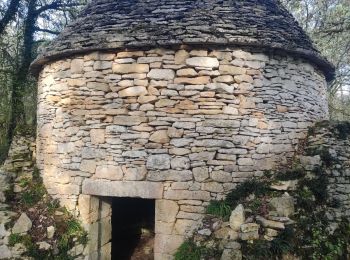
xmin=0 ymin=0 xmax=349 ymax=162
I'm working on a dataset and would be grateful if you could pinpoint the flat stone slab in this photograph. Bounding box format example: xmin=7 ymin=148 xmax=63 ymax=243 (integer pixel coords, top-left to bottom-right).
xmin=82 ymin=179 xmax=163 ymax=199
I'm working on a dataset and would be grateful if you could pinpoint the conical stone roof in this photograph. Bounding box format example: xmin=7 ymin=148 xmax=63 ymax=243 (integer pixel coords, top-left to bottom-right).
xmin=32 ymin=0 xmax=334 ymax=80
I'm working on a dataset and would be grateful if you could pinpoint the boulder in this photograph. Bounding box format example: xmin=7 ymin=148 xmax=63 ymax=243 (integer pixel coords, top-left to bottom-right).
xmin=229 ymin=204 xmax=245 ymax=231
xmin=12 ymin=213 xmax=32 ymax=234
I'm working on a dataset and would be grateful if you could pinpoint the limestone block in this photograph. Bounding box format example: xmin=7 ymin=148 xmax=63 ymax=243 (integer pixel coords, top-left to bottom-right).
xmin=205 ymin=83 xmax=234 ymax=94
xmin=71 ymin=59 xmax=84 ymax=74
xmin=90 ymin=129 xmax=105 ymax=144
xmin=177 ymin=68 xmax=197 ymax=77
xmin=164 ymin=190 xmax=210 ymax=201
xmin=156 ymin=200 xmax=179 ymax=223
xmin=94 ymin=165 xmax=123 ymax=180
xmin=82 ymin=180 xmax=163 ymax=199
xmin=154 ymin=234 xmax=184 ymax=255
xmin=112 ymin=63 xmax=149 ymax=74
xmin=148 ymin=170 xmax=192 ymax=181
xmin=114 ymin=116 xmax=147 ymax=126
xmin=186 ymin=57 xmax=219 ymax=68
xmin=174 ymin=219 xmax=199 ymax=235
xmin=80 ymin=160 xmax=97 ymax=174
xmin=229 ymin=204 xmax=245 ymax=231
xmin=12 ymin=213 xmax=32 ymax=234
xmin=269 ymin=193 xmax=295 ymax=217
xmin=0 ymin=245 xmax=12 ymax=259
xmin=167 ymin=127 xmax=184 ymax=138
xmin=118 ymin=86 xmax=148 ymax=97
xmin=93 ymin=61 xmax=112 ymax=70
xmin=147 ymin=69 xmax=175 ymax=80
xmin=171 ymin=157 xmax=190 ymax=170
xmin=155 ymin=99 xmax=177 ymax=108
xmin=86 ymin=82 xmax=110 ymax=92
xmin=211 ymin=171 xmax=232 ymax=182
xmin=174 ymin=50 xmax=189 ymax=64
xmin=240 ymin=223 xmax=259 ymax=233
xmin=189 ymin=152 xmax=216 ymax=161
xmin=124 ymin=166 xmax=147 ymax=181
xmin=146 ymin=154 xmax=171 ymax=170
xmin=219 ymin=65 xmax=246 ymax=75
xmin=149 ymin=130 xmax=170 ymax=144
xmin=221 ymin=249 xmax=242 ymax=260
xmin=256 ymin=216 xmax=285 ymax=230
xmin=214 ymin=227 xmax=239 ymax=240
xmin=174 ymin=76 xmax=210 ymax=85
xmin=47 ymin=226 xmax=55 ymax=239
xmin=193 ymin=167 xmax=209 ymax=182
xmin=202 ymin=182 xmax=224 ymax=192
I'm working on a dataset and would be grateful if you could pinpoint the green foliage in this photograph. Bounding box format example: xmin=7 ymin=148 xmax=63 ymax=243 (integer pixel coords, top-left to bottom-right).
xmin=225 ymin=180 xmax=270 ymax=208
xmin=174 ymin=240 xmax=219 ymax=260
xmin=20 ymin=182 xmax=46 ymax=207
xmin=242 ymin=227 xmax=294 ymax=259
xmin=333 ymin=121 xmax=350 ymax=139
xmin=8 ymin=233 xmax=23 ymax=246
xmin=206 ymin=200 xmax=232 ymax=220
xmin=275 ymin=167 xmax=306 ymax=181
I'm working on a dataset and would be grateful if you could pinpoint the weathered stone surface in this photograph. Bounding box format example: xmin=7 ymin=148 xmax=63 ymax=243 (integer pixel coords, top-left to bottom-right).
xmin=186 ymin=57 xmax=219 ymax=68
xmin=219 ymin=65 xmax=246 ymax=75
xmin=221 ymin=249 xmax=242 ymax=260
xmin=171 ymin=157 xmax=190 ymax=170
xmin=148 ymin=170 xmax=192 ymax=181
xmin=82 ymin=180 xmax=163 ymax=199
xmin=90 ymin=129 xmax=105 ymax=144
xmin=119 ymin=86 xmax=148 ymax=97
xmin=112 ymin=64 xmax=149 ymax=74
xmin=147 ymin=69 xmax=175 ymax=80
xmin=12 ymin=213 xmax=32 ymax=234
xmin=114 ymin=116 xmax=147 ymax=126
xmin=214 ymin=227 xmax=239 ymax=240
xmin=230 ymin=204 xmax=245 ymax=231
xmin=71 ymin=59 xmax=84 ymax=74
xmin=94 ymin=165 xmax=123 ymax=180
xmin=269 ymin=194 xmax=295 ymax=217
xmin=149 ymin=130 xmax=170 ymax=144
xmin=256 ymin=216 xmax=285 ymax=230
xmin=174 ymin=76 xmax=210 ymax=85
xmin=47 ymin=226 xmax=55 ymax=239
xmin=193 ymin=167 xmax=209 ymax=182
xmin=156 ymin=200 xmax=179 ymax=223
xmin=80 ymin=160 xmax=97 ymax=174
xmin=240 ymin=223 xmax=260 ymax=233
xmin=146 ymin=154 xmax=171 ymax=170
xmin=0 ymin=245 xmax=12 ymax=259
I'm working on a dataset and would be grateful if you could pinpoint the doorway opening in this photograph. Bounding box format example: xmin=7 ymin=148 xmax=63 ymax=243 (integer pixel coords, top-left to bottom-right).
xmin=111 ymin=198 xmax=155 ymax=260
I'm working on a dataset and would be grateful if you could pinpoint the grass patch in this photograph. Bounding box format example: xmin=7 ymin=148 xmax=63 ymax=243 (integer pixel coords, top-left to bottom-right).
xmin=206 ymin=200 xmax=231 ymax=220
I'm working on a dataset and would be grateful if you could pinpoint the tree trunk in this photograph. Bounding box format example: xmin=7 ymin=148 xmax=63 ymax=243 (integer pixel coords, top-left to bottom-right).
xmin=0 ymin=0 xmax=21 ymax=35
xmin=7 ymin=0 xmax=37 ymax=143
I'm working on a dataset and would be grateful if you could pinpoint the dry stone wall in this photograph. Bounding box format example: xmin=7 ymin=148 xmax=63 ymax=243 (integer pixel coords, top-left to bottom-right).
xmin=36 ymin=47 xmax=329 ymax=259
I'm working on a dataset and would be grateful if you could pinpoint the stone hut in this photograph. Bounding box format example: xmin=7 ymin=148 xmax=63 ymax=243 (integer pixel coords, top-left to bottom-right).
xmin=31 ymin=0 xmax=335 ymax=259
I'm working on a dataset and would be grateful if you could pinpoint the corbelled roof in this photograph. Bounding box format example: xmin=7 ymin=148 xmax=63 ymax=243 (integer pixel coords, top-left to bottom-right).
xmin=31 ymin=0 xmax=335 ymax=80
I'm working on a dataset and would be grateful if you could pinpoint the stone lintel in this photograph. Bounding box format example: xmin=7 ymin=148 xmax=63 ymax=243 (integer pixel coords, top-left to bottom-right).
xmin=82 ymin=179 xmax=163 ymax=199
